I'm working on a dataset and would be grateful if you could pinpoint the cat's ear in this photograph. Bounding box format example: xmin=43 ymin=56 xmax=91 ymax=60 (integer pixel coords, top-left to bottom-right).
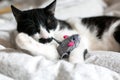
xmin=44 ymin=0 xmax=56 ymax=15
xmin=11 ymin=5 xmax=22 ymax=20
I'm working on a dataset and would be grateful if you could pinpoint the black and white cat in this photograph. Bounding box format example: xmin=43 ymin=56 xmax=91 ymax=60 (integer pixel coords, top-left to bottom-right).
xmin=11 ymin=0 xmax=120 ymax=63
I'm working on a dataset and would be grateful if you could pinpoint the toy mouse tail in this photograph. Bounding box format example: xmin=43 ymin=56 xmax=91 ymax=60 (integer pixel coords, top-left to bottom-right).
xmin=52 ymin=37 xmax=61 ymax=44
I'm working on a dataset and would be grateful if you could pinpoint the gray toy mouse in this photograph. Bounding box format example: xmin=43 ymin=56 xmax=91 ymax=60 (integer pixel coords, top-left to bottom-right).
xmin=52 ymin=34 xmax=80 ymax=59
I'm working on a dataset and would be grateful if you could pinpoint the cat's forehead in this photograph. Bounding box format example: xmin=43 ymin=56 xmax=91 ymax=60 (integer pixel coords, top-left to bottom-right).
xmin=21 ymin=9 xmax=49 ymax=21
xmin=11 ymin=0 xmax=56 ymax=21
xmin=23 ymin=9 xmax=44 ymax=16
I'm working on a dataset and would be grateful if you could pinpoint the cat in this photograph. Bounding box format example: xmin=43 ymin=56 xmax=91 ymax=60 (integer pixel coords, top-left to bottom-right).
xmin=11 ymin=0 xmax=120 ymax=63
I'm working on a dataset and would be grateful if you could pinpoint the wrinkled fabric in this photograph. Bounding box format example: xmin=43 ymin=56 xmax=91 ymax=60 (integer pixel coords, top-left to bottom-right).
xmin=0 ymin=0 xmax=120 ymax=80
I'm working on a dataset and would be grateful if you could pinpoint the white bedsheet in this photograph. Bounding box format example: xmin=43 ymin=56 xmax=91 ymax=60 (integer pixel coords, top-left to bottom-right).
xmin=0 ymin=50 xmax=120 ymax=80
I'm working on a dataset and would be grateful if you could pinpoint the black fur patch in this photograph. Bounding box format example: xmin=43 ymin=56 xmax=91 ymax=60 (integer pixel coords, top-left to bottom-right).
xmin=83 ymin=49 xmax=88 ymax=60
xmin=39 ymin=38 xmax=53 ymax=44
xmin=113 ymin=25 xmax=120 ymax=44
xmin=16 ymin=9 xmax=57 ymax=36
xmin=82 ymin=16 xmax=120 ymax=39
xmin=58 ymin=20 xmax=72 ymax=30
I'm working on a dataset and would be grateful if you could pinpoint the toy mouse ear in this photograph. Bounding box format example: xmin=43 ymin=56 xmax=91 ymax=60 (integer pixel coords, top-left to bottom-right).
xmin=63 ymin=35 xmax=69 ymax=39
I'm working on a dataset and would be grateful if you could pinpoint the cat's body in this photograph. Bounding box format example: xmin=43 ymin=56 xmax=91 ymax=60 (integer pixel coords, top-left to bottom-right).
xmin=11 ymin=0 xmax=120 ymax=63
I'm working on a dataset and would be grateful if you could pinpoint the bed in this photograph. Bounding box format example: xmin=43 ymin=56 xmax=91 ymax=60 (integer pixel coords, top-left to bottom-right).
xmin=0 ymin=0 xmax=120 ymax=80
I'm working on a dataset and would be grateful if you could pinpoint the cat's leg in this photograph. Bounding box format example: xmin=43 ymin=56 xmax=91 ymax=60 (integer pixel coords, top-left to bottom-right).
xmin=69 ymin=45 xmax=87 ymax=63
xmin=68 ymin=36 xmax=89 ymax=63
xmin=62 ymin=18 xmax=91 ymax=63
xmin=67 ymin=37 xmax=88 ymax=64
xmin=15 ymin=33 xmax=59 ymax=60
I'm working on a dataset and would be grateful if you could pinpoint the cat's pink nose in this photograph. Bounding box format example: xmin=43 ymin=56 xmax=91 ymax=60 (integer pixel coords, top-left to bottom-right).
xmin=68 ymin=41 xmax=74 ymax=47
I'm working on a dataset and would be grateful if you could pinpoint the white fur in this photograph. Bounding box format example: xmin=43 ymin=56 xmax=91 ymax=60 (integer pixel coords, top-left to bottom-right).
xmin=32 ymin=33 xmax=40 ymax=41
xmin=32 ymin=26 xmax=53 ymax=41
xmin=16 ymin=33 xmax=59 ymax=61
xmin=66 ymin=18 xmax=120 ymax=63
xmin=15 ymin=17 xmax=120 ymax=63
xmin=40 ymin=27 xmax=52 ymax=38
xmin=67 ymin=18 xmax=120 ymax=51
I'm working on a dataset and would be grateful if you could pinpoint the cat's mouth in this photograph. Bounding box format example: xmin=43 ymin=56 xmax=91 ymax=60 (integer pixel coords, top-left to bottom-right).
xmin=39 ymin=38 xmax=53 ymax=44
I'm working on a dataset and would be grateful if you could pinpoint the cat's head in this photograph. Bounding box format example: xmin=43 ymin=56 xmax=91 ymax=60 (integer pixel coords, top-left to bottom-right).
xmin=11 ymin=0 xmax=58 ymax=44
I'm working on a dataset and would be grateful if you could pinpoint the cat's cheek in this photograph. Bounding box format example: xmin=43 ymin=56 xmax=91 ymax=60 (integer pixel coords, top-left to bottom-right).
xmin=32 ymin=33 xmax=40 ymax=41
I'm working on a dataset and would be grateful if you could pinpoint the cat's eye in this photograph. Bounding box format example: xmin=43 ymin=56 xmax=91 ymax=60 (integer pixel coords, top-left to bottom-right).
xmin=46 ymin=16 xmax=57 ymax=30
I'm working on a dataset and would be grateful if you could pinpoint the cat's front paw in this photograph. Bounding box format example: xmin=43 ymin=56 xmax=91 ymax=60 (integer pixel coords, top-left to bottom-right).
xmin=15 ymin=33 xmax=35 ymax=50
